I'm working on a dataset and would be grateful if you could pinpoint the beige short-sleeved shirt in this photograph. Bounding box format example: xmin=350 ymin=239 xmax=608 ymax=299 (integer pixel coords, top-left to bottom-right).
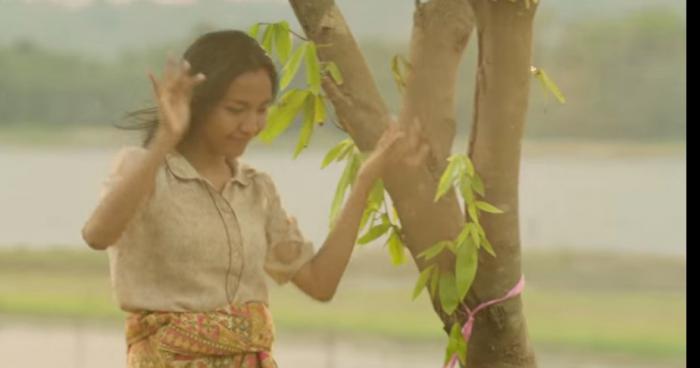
xmin=103 ymin=148 xmax=315 ymax=313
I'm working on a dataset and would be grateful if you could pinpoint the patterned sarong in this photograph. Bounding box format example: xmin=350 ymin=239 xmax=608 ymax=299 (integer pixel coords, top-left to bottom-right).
xmin=125 ymin=302 xmax=277 ymax=368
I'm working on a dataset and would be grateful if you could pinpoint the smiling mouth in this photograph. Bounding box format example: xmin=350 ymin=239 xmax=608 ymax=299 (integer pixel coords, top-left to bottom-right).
xmin=227 ymin=137 xmax=252 ymax=147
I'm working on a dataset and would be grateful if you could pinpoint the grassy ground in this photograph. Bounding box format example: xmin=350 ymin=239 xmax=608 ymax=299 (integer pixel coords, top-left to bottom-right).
xmin=0 ymin=246 xmax=686 ymax=364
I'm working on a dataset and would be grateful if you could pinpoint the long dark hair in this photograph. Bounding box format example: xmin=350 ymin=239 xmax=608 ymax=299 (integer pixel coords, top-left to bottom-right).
xmin=118 ymin=30 xmax=278 ymax=147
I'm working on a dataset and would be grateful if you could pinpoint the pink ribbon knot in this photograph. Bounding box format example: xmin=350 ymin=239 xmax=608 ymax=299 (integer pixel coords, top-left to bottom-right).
xmin=445 ymin=275 xmax=526 ymax=368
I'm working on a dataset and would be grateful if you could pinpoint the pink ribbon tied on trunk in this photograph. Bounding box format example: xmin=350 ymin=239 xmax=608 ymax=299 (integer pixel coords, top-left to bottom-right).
xmin=445 ymin=275 xmax=526 ymax=368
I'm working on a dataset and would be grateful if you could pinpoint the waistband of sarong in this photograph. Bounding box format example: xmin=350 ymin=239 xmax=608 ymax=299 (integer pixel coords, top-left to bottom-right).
xmin=125 ymin=301 xmax=275 ymax=357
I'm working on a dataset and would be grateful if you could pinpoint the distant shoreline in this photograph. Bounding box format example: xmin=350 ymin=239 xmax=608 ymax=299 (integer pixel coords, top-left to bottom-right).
xmin=0 ymin=124 xmax=686 ymax=157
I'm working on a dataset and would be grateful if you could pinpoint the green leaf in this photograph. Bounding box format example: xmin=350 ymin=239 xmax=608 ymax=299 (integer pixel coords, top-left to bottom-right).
xmin=358 ymin=215 xmax=391 ymax=245
xmin=391 ymin=55 xmax=404 ymax=93
xmin=313 ymin=94 xmax=326 ymax=124
xmin=390 ymin=205 xmax=400 ymax=225
xmin=368 ymin=179 xmax=385 ymax=206
xmin=456 ymin=326 xmax=468 ymax=365
xmin=480 ymin=234 xmax=497 ymax=257
xmin=330 ymin=152 xmax=359 ymax=226
xmin=360 ymin=180 xmax=384 ymax=229
xmin=325 ymin=62 xmax=344 ymax=85
xmin=455 ymin=224 xmax=471 ymax=247
xmin=357 ymin=150 xmax=371 ymax=162
xmin=248 ymin=23 xmax=261 ymax=39
xmin=466 ymin=222 xmax=480 ymax=247
xmin=476 ymin=201 xmax=504 ymax=214
xmin=532 ymin=66 xmax=566 ymax=104
xmin=467 ymin=203 xmax=479 ymax=225
xmin=464 ymin=156 xmax=475 ymax=177
xmin=358 ymin=181 xmax=384 ymax=231
xmin=387 ymin=230 xmax=406 ymax=265
xmin=261 ymin=24 xmax=275 ymax=54
xmin=391 ymin=54 xmax=410 ymax=94
xmin=347 ymin=152 xmax=362 ymax=187
xmin=439 ymin=271 xmax=459 ymax=315
xmin=358 ymin=205 xmax=376 ymax=233
xmin=412 ymin=264 xmax=435 ymax=300
xmin=429 ymin=266 xmax=440 ymax=296
xmin=460 ymin=179 xmax=475 ymax=205
xmin=337 ymin=142 xmax=355 ymax=162
xmin=418 ymin=240 xmax=450 ymax=261
xmin=444 ymin=323 xmax=461 ymax=365
xmin=434 ymin=157 xmax=462 ymax=202
xmin=474 ymin=222 xmax=486 ymax=238
xmin=455 ymin=240 xmax=478 ymax=301
xmin=472 ymin=174 xmax=485 ymax=197
xmin=259 ymin=89 xmax=309 ymax=143
xmin=274 ymin=21 xmax=292 ymax=63
xmin=446 ymin=241 xmax=458 ymax=254
xmin=321 ymin=139 xmax=353 ymax=169
xmin=444 ymin=323 xmax=467 ymax=366
xmin=305 ymin=42 xmax=321 ymax=94
xmin=293 ymin=95 xmax=316 ymax=158
xmin=280 ymin=43 xmax=306 ymax=90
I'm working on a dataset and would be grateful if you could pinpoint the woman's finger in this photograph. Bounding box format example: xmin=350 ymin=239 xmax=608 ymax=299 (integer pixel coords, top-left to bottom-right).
xmin=184 ymin=72 xmax=207 ymax=90
xmin=390 ymin=130 xmax=406 ymax=146
xmin=163 ymin=53 xmax=179 ymax=85
xmin=404 ymin=141 xmax=430 ymax=166
xmin=169 ymin=59 xmax=191 ymax=95
xmin=387 ymin=120 xmax=400 ymax=135
xmin=376 ymin=122 xmax=393 ymax=146
xmin=383 ymin=131 xmax=406 ymax=160
xmin=177 ymin=60 xmax=208 ymax=97
xmin=147 ymin=72 xmax=161 ymax=100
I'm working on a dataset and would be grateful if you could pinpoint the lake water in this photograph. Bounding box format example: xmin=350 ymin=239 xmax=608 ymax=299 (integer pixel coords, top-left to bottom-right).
xmin=0 ymin=144 xmax=686 ymax=256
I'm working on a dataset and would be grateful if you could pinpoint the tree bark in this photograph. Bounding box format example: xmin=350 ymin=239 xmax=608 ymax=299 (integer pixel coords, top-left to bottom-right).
xmin=287 ymin=0 xmax=469 ymax=310
xmin=397 ymin=0 xmax=475 ymax=323
xmin=464 ymin=1 xmax=538 ymax=366
xmin=288 ymin=0 xmax=538 ymax=366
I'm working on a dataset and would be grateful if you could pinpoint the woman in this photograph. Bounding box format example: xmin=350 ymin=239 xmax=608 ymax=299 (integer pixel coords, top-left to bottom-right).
xmin=81 ymin=30 xmax=427 ymax=367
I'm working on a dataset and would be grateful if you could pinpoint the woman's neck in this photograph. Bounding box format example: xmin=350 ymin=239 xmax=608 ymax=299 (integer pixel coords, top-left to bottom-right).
xmin=176 ymin=135 xmax=231 ymax=180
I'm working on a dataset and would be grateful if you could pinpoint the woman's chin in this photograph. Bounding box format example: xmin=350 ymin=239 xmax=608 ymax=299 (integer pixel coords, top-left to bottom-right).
xmin=225 ymin=143 xmax=247 ymax=158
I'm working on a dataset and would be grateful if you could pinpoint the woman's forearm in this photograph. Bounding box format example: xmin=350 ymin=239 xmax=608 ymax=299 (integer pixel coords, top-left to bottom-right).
xmin=303 ymin=169 xmax=376 ymax=300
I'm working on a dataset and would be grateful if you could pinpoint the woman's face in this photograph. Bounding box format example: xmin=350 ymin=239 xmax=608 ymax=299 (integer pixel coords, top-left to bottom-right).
xmin=196 ymin=68 xmax=273 ymax=158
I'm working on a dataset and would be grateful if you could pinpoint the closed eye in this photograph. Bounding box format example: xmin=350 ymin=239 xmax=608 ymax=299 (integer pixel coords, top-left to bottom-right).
xmin=226 ymin=106 xmax=246 ymax=114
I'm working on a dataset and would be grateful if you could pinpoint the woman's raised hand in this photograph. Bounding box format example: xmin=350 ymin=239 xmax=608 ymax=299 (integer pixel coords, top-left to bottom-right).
xmin=148 ymin=55 xmax=206 ymax=147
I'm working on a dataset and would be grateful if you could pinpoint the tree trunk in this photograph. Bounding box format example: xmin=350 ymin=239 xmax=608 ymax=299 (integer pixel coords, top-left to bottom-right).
xmin=287 ymin=0 xmax=468 ymax=323
xmin=288 ymin=0 xmax=538 ymax=366
xmin=397 ymin=0 xmax=475 ymax=323
xmin=463 ymin=1 xmax=538 ymax=367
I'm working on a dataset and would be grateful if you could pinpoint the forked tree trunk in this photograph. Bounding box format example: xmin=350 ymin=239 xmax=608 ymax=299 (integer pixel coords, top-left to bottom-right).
xmin=288 ymin=0 xmax=538 ymax=366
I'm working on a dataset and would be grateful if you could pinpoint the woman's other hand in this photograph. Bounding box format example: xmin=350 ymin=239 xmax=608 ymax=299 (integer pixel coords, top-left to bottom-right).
xmin=359 ymin=117 xmax=430 ymax=182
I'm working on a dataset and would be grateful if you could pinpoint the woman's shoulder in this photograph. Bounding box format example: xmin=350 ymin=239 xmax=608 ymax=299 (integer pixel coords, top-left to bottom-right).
xmin=101 ymin=146 xmax=150 ymax=191
xmin=235 ymin=161 xmax=277 ymax=193
xmin=110 ymin=146 xmax=150 ymax=174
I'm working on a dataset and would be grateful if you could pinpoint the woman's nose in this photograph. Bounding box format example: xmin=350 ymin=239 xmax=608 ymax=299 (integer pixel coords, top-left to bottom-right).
xmin=240 ymin=116 xmax=259 ymax=134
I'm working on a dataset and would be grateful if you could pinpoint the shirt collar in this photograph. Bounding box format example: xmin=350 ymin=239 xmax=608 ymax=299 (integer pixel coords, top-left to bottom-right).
xmin=165 ymin=150 xmax=252 ymax=187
